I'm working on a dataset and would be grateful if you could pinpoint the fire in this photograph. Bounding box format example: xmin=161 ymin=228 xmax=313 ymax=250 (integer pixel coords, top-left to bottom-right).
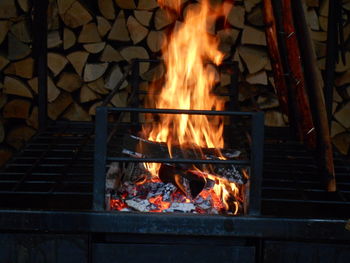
xmin=137 ymin=0 xmax=242 ymax=214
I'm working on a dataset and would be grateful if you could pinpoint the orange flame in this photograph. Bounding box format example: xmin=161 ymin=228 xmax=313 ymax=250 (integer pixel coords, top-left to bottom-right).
xmin=141 ymin=0 xmax=241 ymax=214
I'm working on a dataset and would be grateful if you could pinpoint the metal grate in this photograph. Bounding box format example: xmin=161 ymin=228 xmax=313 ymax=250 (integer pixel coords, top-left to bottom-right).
xmin=261 ymin=128 xmax=350 ymax=219
xmin=0 ymin=122 xmax=94 ymax=210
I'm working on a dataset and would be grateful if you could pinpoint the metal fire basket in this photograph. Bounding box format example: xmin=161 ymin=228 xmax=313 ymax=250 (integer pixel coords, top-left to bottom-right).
xmin=93 ymin=106 xmax=264 ymax=216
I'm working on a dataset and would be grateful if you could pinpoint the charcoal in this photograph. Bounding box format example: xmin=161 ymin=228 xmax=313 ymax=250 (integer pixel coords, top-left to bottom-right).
xmin=165 ymin=202 xmax=195 ymax=213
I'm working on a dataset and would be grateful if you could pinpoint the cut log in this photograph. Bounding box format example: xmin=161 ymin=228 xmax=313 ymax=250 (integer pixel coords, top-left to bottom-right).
xmin=110 ymin=91 xmax=128 ymax=107
xmin=314 ymin=41 xmax=326 ymax=58
xmin=17 ymin=0 xmax=30 ymax=12
xmin=263 ymin=0 xmax=290 ymax=116
xmin=134 ymin=10 xmax=153 ymax=27
xmin=242 ymin=25 xmax=267 ymax=46
xmin=330 ymin=121 xmax=345 ymax=137
xmin=4 ymin=57 xmax=34 ymax=79
xmin=246 ymin=70 xmax=268 ymax=85
xmin=332 ymin=132 xmax=350 ymax=155
xmin=83 ymin=42 xmax=106 ymax=53
xmin=127 ymin=16 xmax=149 ymax=44
xmin=137 ymin=0 xmax=158 ymax=10
xmin=80 ymin=85 xmax=101 ymax=103
xmin=0 ymin=0 xmax=17 ymax=18
xmin=307 ymin=8 xmax=320 ymax=30
xmin=62 ymin=1 xmax=93 ymax=28
xmin=217 ymin=28 xmax=240 ymax=56
xmin=10 ymin=19 xmax=31 ymax=43
xmin=247 ymin=6 xmax=264 ymax=26
xmin=47 ymin=0 xmax=60 ymax=30
xmin=154 ymin=8 xmax=176 ymax=30
xmin=62 ymin=103 xmax=91 ymax=121
xmin=141 ymin=63 xmax=165 ymax=81
xmin=3 ymin=98 xmax=31 ymax=119
xmin=114 ymin=0 xmax=136 ymax=9
xmin=0 ymin=54 xmax=10 ymax=70
xmin=8 ymin=33 xmax=31 ymax=60
xmin=4 ymin=76 xmax=33 ymax=98
xmin=83 ymin=63 xmax=108 ymax=82
xmin=100 ymin=44 xmax=124 ymax=62
xmin=120 ymin=46 xmax=150 ymax=74
xmin=147 ymin=30 xmax=165 ymax=53
xmin=67 ymin=51 xmax=89 ymax=76
xmin=319 ymin=0 xmax=329 ymax=16
xmin=96 ymin=16 xmax=112 ymax=37
xmin=78 ymin=23 xmax=102 ymax=43
xmin=56 ymin=72 xmax=82 ymax=92
xmin=238 ymin=45 xmax=269 ymax=74
xmin=26 ymin=106 xmax=39 ymax=129
xmin=264 ymin=110 xmax=288 ymax=127
xmin=89 ymin=101 xmax=103 ymax=115
xmin=306 ymin=0 xmax=319 ymax=7
xmin=27 ymin=76 xmax=61 ymax=102
xmin=63 ymin=27 xmax=76 ymax=50
xmin=98 ymin=0 xmax=115 ymax=20
xmin=48 ymin=30 xmax=62 ymax=48
xmin=334 ymin=102 xmax=350 ymax=128
xmin=319 ymin=16 xmax=328 ymax=31
xmin=47 ymin=52 xmax=68 ymax=76
xmin=227 ymin=5 xmax=245 ymax=29
xmin=108 ymin=11 xmax=130 ymax=41
xmin=87 ymin=78 xmax=109 ymax=94
xmin=311 ymin=30 xmax=327 ymax=42
xmin=0 ymin=20 xmax=10 ymax=45
xmin=6 ymin=125 xmax=36 ymax=149
xmin=257 ymin=93 xmax=279 ymax=109
xmin=48 ymin=92 xmax=73 ymax=120
xmin=97 ymin=16 xmax=111 ymax=37
xmin=57 ymin=0 xmax=75 ymax=14
xmin=335 ymin=70 xmax=350 ymax=86
xmin=105 ymin=65 xmax=128 ymax=90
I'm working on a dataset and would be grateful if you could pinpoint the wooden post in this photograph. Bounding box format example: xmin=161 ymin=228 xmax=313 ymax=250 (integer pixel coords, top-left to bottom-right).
xmin=292 ymin=0 xmax=336 ymax=192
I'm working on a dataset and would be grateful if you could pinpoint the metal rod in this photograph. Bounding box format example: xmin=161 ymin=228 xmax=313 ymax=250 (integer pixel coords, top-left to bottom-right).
xmin=33 ymin=0 xmax=49 ymax=131
xmin=108 ymin=107 xmax=257 ymax=116
xmin=107 ymin=157 xmax=250 ymax=165
xmin=324 ymin=0 xmax=339 ymax=126
xmin=248 ymin=111 xmax=264 ymax=216
xmin=93 ymin=107 xmax=108 ymax=211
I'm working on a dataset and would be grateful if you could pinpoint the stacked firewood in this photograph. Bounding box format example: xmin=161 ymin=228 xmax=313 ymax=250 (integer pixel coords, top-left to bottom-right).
xmin=303 ymin=0 xmax=350 ymax=155
xmin=0 ymin=0 xmax=349 ymax=166
xmin=0 ymin=0 xmax=36 ymax=166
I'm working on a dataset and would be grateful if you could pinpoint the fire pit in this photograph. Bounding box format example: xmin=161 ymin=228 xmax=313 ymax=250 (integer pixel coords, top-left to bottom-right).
xmin=93 ymin=107 xmax=264 ymax=216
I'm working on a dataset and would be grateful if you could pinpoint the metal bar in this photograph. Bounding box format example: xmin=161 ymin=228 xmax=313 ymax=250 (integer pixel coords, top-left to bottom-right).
xmin=107 ymin=157 xmax=249 ymax=165
xmin=131 ymin=59 xmax=140 ymax=123
xmin=229 ymin=62 xmax=239 ymax=111
xmin=324 ymin=0 xmax=339 ymax=126
xmin=33 ymin=0 xmax=48 ymax=131
xmin=0 ymin=211 xmax=348 ymax=241
xmin=248 ymin=111 xmax=264 ymax=216
xmin=93 ymin=107 xmax=108 ymax=211
xmin=108 ymin=107 xmax=257 ymax=116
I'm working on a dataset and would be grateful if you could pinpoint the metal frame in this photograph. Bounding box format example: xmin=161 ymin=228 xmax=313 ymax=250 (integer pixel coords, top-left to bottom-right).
xmin=93 ymin=107 xmax=264 ymax=216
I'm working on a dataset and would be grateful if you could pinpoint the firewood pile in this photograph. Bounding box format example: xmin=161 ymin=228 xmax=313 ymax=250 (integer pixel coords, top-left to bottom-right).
xmin=0 ymin=0 xmax=349 ymax=167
